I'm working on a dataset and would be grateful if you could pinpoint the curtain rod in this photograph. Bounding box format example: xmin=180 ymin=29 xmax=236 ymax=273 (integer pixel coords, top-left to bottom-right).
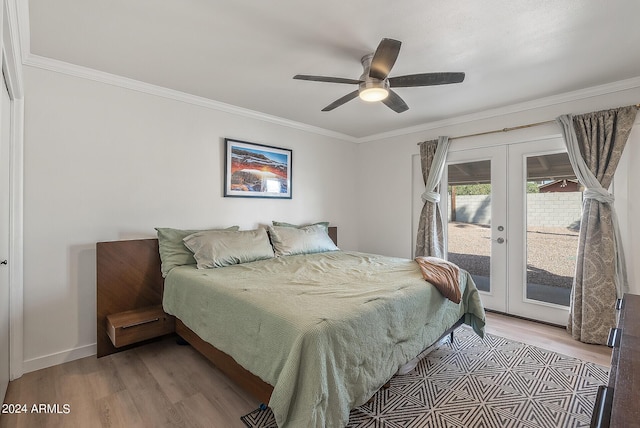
xmin=418 ymin=104 xmax=640 ymax=144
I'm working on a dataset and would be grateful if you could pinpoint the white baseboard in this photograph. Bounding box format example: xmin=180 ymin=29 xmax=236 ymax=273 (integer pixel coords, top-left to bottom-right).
xmin=22 ymin=343 xmax=97 ymax=374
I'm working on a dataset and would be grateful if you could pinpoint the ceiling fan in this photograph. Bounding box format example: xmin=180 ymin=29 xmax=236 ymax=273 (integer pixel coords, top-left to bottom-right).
xmin=294 ymin=38 xmax=465 ymax=113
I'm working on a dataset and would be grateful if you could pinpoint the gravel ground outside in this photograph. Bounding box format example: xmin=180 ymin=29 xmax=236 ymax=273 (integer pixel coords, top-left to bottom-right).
xmin=447 ymin=222 xmax=578 ymax=288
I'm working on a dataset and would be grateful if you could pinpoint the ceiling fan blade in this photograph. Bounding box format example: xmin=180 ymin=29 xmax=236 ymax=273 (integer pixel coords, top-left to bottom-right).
xmin=321 ymin=90 xmax=359 ymax=111
xmin=389 ymin=72 xmax=465 ymax=88
xmin=382 ymin=90 xmax=409 ymax=113
xmin=294 ymin=74 xmax=361 ymax=85
xmin=369 ymin=38 xmax=402 ymax=80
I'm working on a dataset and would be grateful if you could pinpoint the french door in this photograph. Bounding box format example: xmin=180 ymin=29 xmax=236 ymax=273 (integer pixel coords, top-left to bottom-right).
xmin=443 ymin=137 xmax=577 ymax=325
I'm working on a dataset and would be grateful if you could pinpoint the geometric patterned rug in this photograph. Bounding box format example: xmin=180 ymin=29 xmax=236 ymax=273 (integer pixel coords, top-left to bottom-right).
xmin=241 ymin=326 xmax=608 ymax=427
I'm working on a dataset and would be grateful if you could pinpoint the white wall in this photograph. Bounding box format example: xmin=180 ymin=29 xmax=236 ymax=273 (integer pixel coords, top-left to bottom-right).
xmin=356 ymin=87 xmax=640 ymax=297
xmin=22 ymin=66 xmax=358 ymax=371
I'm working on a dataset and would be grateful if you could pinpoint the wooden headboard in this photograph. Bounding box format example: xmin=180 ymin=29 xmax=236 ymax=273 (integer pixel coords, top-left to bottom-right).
xmin=96 ymin=226 xmax=338 ymax=358
xmin=96 ymin=239 xmax=164 ymax=357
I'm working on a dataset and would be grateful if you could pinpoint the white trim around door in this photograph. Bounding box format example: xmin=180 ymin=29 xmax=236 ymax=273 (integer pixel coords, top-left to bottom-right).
xmin=2 ymin=0 xmax=25 ymax=381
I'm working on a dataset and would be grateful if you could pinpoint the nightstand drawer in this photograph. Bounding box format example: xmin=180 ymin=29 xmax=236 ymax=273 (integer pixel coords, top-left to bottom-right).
xmin=106 ymin=305 xmax=175 ymax=347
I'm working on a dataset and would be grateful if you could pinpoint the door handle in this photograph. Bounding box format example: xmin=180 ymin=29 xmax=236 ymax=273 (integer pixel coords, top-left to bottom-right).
xmin=0 ymin=260 xmax=7 ymax=265
xmin=495 ymin=238 xmax=505 ymax=244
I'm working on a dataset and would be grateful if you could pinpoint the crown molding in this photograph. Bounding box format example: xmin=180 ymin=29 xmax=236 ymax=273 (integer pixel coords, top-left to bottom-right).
xmin=22 ymin=53 xmax=358 ymax=143
xmin=355 ymin=76 xmax=640 ymax=143
xmin=24 ymin=51 xmax=640 ymax=145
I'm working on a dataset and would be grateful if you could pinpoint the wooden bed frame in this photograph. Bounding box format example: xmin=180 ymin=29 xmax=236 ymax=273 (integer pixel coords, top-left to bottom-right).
xmin=96 ymin=226 xmax=463 ymax=404
xmin=175 ymin=311 xmax=463 ymax=405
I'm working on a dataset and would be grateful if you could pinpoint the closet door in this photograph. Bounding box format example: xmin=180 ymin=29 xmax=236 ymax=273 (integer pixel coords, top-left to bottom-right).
xmin=0 ymin=72 xmax=11 ymax=401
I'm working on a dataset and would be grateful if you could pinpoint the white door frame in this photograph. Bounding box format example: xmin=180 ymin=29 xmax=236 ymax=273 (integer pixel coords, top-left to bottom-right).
xmin=1 ymin=0 xmax=25 ymax=380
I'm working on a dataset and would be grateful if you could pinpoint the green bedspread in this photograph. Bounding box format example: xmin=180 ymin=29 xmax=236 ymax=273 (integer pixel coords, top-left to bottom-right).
xmin=163 ymin=251 xmax=485 ymax=427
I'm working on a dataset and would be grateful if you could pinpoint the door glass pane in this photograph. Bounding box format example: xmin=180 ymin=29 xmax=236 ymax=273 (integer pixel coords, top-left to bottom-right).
xmin=525 ymin=153 xmax=579 ymax=307
xmin=447 ymin=160 xmax=491 ymax=292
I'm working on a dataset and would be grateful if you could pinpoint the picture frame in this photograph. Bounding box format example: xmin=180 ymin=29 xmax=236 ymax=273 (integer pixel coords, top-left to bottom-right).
xmin=224 ymin=138 xmax=292 ymax=199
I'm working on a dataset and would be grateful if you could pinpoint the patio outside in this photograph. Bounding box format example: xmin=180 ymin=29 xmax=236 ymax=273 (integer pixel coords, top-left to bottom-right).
xmin=447 ymin=203 xmax=580 ymax=307
xmin=446 ymin=152 xmax=581 ymax=307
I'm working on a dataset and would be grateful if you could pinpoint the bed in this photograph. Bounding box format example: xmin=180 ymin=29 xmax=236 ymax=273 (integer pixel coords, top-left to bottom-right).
xmin=96 ymin=225 xmax=485 ymax=428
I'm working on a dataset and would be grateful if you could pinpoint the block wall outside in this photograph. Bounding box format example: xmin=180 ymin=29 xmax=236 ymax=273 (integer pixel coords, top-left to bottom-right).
xmin=448 ymin=192 xmax=582 ymax=229
xmin=449 ymin=194 xmax=492 ymax=224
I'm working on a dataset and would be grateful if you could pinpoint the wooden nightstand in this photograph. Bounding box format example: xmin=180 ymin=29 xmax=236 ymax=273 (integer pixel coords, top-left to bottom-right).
xmin=97 ymin=238 xmax=166 ymax=357
xmin=106 ymin=305 xmax=175 ymax=348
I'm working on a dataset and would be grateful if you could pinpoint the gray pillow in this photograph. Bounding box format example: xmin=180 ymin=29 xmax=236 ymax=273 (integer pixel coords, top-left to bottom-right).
xmin=156 ymin=226 xmax=239 ymax=277
xmin=272 ymin=221 xmax=330 ymax=232
xmin=267 ymin=224 xmax=339 ymax=257
xmin=183 ymin=228 xmax=275 ymax=269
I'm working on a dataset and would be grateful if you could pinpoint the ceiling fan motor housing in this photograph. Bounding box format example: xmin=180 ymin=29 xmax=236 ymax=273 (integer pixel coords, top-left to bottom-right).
xmin=358 ymin=78 xmax=390 ymax=92
xmin=359 ymin=53 xmax=390 ymax=99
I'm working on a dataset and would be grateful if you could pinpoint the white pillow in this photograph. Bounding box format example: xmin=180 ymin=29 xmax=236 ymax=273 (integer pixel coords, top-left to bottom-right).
xmin=267 ymin=224 xmax=339 ymax=257
xmin=183 ymin=228 xmax=274 ymax=268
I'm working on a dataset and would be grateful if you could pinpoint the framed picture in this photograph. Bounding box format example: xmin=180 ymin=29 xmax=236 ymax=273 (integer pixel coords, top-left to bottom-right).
xmin=224 ymin=138 xmax=292 ymax=199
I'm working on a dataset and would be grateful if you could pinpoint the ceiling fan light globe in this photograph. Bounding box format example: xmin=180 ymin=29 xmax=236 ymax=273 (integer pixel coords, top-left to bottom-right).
xmin=359 ymin=87 xmax=389 ymax=102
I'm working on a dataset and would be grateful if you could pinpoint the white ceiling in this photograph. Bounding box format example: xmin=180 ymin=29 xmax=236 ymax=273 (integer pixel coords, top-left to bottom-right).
xmin=26 ymin=0 xmax=640 ymax=139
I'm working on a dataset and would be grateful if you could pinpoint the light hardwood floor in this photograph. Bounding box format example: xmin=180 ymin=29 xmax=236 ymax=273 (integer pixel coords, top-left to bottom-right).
xmin=1 ymin=312 xmax=611 ymax=428
xmin=484 ymin=311 xmax=611 ymax=366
